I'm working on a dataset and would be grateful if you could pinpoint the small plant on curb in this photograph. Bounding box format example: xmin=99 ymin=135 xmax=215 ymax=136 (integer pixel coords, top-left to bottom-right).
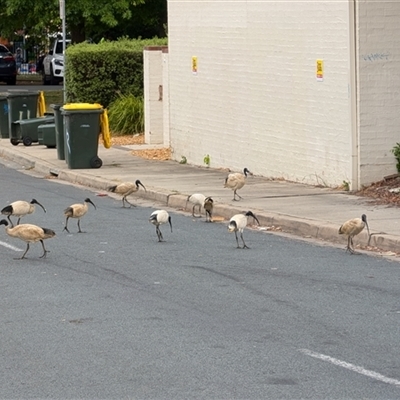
xmin=203 ymin=154 xmax=210 ymax=167
xmin=342 ymin=180 xmax=350 ymax=191
xmin=180 ymin=156 xmax=187 ymax=164
xmin=391 ymin=142 xmax=400 ymax=173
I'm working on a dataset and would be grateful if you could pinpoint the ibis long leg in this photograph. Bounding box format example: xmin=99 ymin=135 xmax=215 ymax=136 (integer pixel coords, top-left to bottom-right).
xmin=234 ymin=231 xmax=240 ymax=248
xmin=241 ymin=232 xmax=249 ymax=249
xmin=345 ymin=236 xmax=351 ymax=253
xmin=233 ymin=190 xmax=243 ymax=201
xmin=16 ymin=243 xmax=30 ymax=260
xmin=39 ymin=240 xmax=48 ymax=258
xmin=126 ymin=198 xmax=136 ymax=208
xmin=346 ymin=236 xmax=355 ymax=254
xmin=63 ymin=217 xmax=70 ymax=233
xmin=122 ymin=196 xmax=136 ymax=208
xmin=192 ymin=205 xmax=201 ymax=218
xmin=157 ymin=226 xmax=164 ymax=242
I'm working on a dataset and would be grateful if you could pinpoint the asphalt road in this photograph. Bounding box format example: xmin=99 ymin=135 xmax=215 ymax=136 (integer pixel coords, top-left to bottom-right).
xmin=1 ymin=162 xmax=400 ymax=399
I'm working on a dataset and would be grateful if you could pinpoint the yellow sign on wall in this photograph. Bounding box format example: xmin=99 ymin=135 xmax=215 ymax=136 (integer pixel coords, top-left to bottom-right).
xmin=192 ymin=56 xmax=198 ymax=74
xmin=316 ymin=59 xmax=324 ymax=81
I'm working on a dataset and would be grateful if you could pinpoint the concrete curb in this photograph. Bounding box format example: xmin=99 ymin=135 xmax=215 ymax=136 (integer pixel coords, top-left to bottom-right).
xmin=1 ymin=145 xmax=397 ymax=254
xmin=0 ymin=147 xmax=34 ymax=169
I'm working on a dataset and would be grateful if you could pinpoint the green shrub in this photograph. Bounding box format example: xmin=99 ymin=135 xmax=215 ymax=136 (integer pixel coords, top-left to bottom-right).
xmin=108 ymin=94 xmax=144 ymax=136
xmin=65 ymin=37 xmax=167 ymax=108
xmin=392 ymin=142 xmax=400 ymax=173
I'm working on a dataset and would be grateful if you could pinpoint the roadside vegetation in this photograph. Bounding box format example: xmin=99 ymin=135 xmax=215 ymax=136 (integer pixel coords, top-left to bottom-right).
xmin=65 ymin=37 xmax=167 ymax=108
xmin=27 ymin=36 xmax=167 ymax=137
xmin=41 ymin=89 xmax=144 ymax=137
xmin=1 ymin=0 xmax=168 ymax=138
xmin=0 ymin=0 xmax=167 ymax=45
xmin=108 ymin=94 xmax=144 ymax=136
xmin=43 ymin=90 xmax=63 ymax=112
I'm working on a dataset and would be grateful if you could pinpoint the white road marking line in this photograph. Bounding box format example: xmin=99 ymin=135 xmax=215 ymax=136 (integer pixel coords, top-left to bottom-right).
xmin=0 ymin=240 xmax=23 ymax=252
xmin=299 ymin=348 xmax=400 ymax=387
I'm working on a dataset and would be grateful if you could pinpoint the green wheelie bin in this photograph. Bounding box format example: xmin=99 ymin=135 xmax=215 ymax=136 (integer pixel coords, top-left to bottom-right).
xmin=7 ymin=91 xmax=39 ymax=144
xmin=51 ymin=104 xmax=65 ymax=160
xmin=61 ymin=103 xmax=103 ymax=169
xmin=38 ymin=123 xmax=57 ymax=148
xmin=11 ymin=115 xmax=55 ymax=146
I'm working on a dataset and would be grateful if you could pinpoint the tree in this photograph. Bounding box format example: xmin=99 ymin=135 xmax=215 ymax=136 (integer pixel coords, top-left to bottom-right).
xmin=86 ymin=0 xmax=168 ymax=42
xmin=0 ymin=0 xmax=166 ymax=46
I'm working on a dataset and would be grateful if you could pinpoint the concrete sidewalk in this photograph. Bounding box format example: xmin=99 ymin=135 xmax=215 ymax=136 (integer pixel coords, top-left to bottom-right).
xmin=1 ymin=139 xmax=400 ymax=254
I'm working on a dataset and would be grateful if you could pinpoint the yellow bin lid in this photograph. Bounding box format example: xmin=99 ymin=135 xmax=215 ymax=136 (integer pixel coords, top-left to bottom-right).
xmin=62 ymin=103 xmax=103 ymax=110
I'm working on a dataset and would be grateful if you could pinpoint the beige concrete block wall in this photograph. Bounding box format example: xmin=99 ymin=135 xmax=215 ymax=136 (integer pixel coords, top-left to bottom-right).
xmin=167 ymin=0 xmax=353 ymax=187
xmin=144 ymin=47 xmax=167 ymax=145
xmin=357 ymin=1 xmax=400 ymax=185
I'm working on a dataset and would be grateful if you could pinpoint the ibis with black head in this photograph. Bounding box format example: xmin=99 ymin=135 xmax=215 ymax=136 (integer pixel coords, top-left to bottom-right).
xmin=228 ymin=211 xmax=260 ymax=249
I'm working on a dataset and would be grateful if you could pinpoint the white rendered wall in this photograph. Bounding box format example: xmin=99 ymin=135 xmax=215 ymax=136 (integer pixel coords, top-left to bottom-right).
xmin=357 ymin=1 xmax=400 ymax=185
xmin=144 ymin=47 xmax=166 ymax=145
xmin=162 ymin=49 xmax=170 ymax=146
xmin=167 ymin=0 xmax=353 ymax=187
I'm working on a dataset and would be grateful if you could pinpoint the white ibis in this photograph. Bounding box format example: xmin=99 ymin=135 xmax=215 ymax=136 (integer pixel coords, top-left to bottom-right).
xmin=339 ymin=214 xmax=370 ymax=254
xmin=107 ymin=180 xmax=146 ymax=207
xmin=228 ymin=211 xmax=260 ymax=249
xmin=149 ymin=210 xmax=172 ymax=242
xmin=224 ymin=168 xmax=252 ymax=201
xmin=0 ymin=219 xmax=55 ymax=259
xmin=63 ymin=198 xmax=96 ymax=233
xmin=1 ymin=199 xmax=46 ymax=227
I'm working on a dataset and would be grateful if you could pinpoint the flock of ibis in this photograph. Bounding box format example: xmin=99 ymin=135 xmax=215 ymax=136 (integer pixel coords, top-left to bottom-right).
xmin=0 ymin=166 xmax=370 ymax=259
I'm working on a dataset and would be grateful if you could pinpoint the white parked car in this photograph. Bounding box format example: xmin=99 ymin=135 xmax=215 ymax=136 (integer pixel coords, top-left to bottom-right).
xmin=42 ymin=39 xmax=71 ymax=85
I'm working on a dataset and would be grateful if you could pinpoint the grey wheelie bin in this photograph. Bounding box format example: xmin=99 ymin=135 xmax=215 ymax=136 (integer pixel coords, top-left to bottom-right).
xmin=61 ymin=103 xmax=103 ymax=169
xmin=51 ymin=104 xmax=65 ymax=160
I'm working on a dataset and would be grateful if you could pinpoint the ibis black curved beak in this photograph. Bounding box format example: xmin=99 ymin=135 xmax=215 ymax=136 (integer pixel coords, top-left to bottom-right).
xmin=32 ymin=199 xmax=46 ymax=213
xmin=137 ymin=180 xmax=147 ymax=192
xmin=246 ymin=211 xmax=260 ymax=225
xmin=365 ymin=221 xmax=371 ymax=245
xmin=85 ymin=198 xmax=97 ymax=209
xmin=362 ymin=214 xmax=371 ymax=244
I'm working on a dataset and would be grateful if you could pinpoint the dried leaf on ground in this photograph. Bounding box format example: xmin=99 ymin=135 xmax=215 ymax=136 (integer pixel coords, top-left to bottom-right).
xmin=131 ymin=148 xmax=171 ymax=161
xmin=112 ymin=135 xmax=144 ymax=146
xmin=99 ymin=134 xmax=145 ymax=146
xmin=99 ymin=134 xmax=171 ymax=161
xmin=355 ymin=175 xmax=400 ymax=207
